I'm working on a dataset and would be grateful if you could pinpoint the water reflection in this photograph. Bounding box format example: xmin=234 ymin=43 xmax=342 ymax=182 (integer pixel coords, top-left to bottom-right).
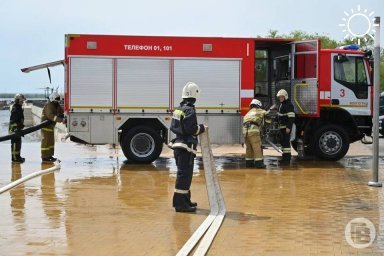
xmin=172 ymin=211 xmax=192 ymax=253
xmin=41 ymin=162 xmax=62 ymax=229
xmin=118 ymin=162 xmax=171 ymax=209
xmin=10 ymin=163 xmax=25 ymax=228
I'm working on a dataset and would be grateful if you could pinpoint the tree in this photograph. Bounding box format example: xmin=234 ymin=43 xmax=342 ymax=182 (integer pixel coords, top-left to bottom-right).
xmin=266 ymin=29 xmax=279 ymax=39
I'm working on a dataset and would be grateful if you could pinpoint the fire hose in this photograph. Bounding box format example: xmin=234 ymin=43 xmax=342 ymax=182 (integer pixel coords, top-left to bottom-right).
xmin=0 ymin=163 xmax=61 ymax=195
xmin=0 ymin=120 xmax=54 ymax=142
xmin=177 ymin=128 xmax=226 ymax=256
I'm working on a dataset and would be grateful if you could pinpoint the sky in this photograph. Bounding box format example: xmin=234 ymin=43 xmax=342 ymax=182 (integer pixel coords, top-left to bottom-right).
xmin=0 ymin=0 xmax=383 ymax=94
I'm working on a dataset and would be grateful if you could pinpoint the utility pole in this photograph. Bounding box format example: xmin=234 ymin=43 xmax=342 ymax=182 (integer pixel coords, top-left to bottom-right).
xmin=368 ymin=17 xmax=382 ymax=187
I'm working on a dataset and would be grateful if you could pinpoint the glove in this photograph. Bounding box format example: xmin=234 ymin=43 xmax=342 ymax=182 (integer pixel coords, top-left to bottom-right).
xmin=63 ymin=117 xmax=67 ymax=125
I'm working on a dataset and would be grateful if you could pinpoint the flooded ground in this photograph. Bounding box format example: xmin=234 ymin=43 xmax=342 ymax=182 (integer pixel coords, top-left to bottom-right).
xmin=0 ymin=110 xmax=384 ymax=255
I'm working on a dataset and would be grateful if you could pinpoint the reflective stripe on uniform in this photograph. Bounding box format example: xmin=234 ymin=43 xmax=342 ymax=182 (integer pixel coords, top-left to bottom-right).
xmin=42 ymin=128 xmax=54 ymax=132
xmin=172 ymin=109 xmax=185 ymax=120
xmin=168 ymin=142 xmax=197 ymax=154
xmin=194 ymin=125 xmax=201 ymax=135
xmin=287 ymin=112 xmax=295 ymax=118
xmin=174 ymin=189 xmax=189 ymax=194
xmin=41 ymin=146 xmax=54 ymax=151
xmin=282 ymin=147 xmax=291 ymax=153
xmin=12 ymin=143 xmax=19 ymax=158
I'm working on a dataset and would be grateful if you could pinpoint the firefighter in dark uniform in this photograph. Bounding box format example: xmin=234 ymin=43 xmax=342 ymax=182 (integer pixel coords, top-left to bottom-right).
xmin=169 ymin=82 xmax=205 ymax=212
xmin=243 ymin=99 xmax=267 ymax=168
xmin=276 ymin=89 xmax=295 ymax=163
xmin=9 ymin=94 xmax=26 ymax=163
xmin=41 ymin=92 xmax=64 ymax=162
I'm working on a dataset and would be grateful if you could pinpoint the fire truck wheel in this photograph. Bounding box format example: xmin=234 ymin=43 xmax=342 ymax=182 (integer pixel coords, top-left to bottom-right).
xmin=312 ymin=124 xmax=349 ymax=161
xmin=121 ymin=126 xmax=162 ymax=163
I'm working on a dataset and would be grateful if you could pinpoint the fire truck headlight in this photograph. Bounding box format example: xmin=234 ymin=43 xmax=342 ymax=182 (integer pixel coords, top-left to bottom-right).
xmin=72 ymin=120 xmax=78 ymax=127
xmin=80 ymin=120 xmax=86 ymax=127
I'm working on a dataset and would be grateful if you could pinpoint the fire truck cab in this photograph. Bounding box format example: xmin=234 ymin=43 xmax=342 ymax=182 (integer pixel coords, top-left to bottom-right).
xmin=23 ymin=34 xmax=373 ymax=163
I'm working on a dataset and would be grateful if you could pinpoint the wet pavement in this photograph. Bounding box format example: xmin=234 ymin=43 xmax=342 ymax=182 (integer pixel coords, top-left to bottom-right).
xmin=1 ymin=110 xmax=384 ymax=255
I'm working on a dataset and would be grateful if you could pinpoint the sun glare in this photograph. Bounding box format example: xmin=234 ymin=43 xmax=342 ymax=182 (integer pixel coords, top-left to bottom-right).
xmin=339 ymin=5 xmax=375 ymax=45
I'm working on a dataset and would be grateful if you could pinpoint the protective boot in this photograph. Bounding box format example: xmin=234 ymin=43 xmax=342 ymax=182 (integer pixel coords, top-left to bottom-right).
xmin=245 ymin=160 xmax=255 ymax=167
xmin=12 ymin=156 xmax=25 ymax=163
xmin=280 ymin=153 xmax=291 ymax=164
xmin=254 ymin=160 xmax=266 ymax=169
xmin=188 ymin=190 xmax=197 ymax=207
xmin=42 ymin=157 xmax=55 ymax=163
xmin=173 ymin=192 xmax=196 ymax=212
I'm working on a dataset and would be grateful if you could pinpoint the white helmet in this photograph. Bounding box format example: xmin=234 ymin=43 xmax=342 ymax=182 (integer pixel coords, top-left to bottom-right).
xmin=250 ymin=99 xmax=262 ymax=108
xmin=14 ymin=93 xmax=26 ymax=103
xmin=49 ymin=92 xmax=60 ymax=102
xmin=182 ymin=82 xmax=200 ymax=99
xmin=276 ymin=89 xmax=289 ymax=100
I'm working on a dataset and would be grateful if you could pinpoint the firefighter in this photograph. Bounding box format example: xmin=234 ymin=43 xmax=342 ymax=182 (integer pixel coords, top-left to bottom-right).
xmin=276 ymin=89 xmax=295 ymax=163
xmin=9 ymin=94 xmax=26 ymax=163
xmin=169 ymin=82 xmax=206 ymax=212
xmin=41 ymin=92 xmax=64 ymax=162
xmin=243 ymin=99 xmax=267 ymax=168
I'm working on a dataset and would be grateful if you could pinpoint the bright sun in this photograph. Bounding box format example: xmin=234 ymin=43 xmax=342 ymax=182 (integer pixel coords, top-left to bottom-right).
xmin=339 ymin=5 xmax=375 ymax=45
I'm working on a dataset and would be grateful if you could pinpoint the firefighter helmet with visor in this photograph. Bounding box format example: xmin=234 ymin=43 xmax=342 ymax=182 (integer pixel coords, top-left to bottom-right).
xmin=14 ymin=93 xmax=26 ymax=103
xmin=276 ymin=89 xmax=289 ymax=100
xmin=182 ymin=82 xmax=200 ymax=99
xmin=250 ymin=99 xmax=262 ymax=108
xmin=49 ymin=92 xmax=60 ymax=102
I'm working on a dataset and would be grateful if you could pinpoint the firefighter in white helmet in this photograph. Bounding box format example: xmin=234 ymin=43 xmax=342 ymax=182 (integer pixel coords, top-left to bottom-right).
xmin=242 ymin=99 xmax=267 ymax=168
xmin=169 ymin=82 xmax=206 ymax=212
xmin=276 ymin=89 xmax=295 ymax=163
xmin=41 ymin=92 xmax=64 ymax=162
xmin=9 ymin=94 xmax=26 ymax=163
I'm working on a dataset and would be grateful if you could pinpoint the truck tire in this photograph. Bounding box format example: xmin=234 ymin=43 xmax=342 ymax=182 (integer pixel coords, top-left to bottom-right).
xmin=312 ymin=124 xmax=349 ymax=161
xmin=121 ymin=126 xmax=163 ymax=163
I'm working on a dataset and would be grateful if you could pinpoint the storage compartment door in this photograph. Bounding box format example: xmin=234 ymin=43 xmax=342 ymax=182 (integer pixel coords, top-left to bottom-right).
xmin=173 ymin=59 xmax=240 ymax=114
xmin=70 ymin=57 xmax=113 ymax=112
xmin=116 ymin=59 xmax=170 ymax=113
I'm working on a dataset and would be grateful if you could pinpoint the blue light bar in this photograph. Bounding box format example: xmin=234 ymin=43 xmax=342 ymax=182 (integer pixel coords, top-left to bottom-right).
xmin=338 ymin=44 xmax=360 ymax=50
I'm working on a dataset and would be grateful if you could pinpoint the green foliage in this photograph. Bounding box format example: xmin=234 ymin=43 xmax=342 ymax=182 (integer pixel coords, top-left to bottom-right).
xmin=266 ymin=29 xmax=338 ymax=48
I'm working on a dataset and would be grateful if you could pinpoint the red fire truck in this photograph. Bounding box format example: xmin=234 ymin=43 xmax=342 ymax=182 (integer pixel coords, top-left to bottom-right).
xmin=23 ymin=34 xmax=373 ymax=163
